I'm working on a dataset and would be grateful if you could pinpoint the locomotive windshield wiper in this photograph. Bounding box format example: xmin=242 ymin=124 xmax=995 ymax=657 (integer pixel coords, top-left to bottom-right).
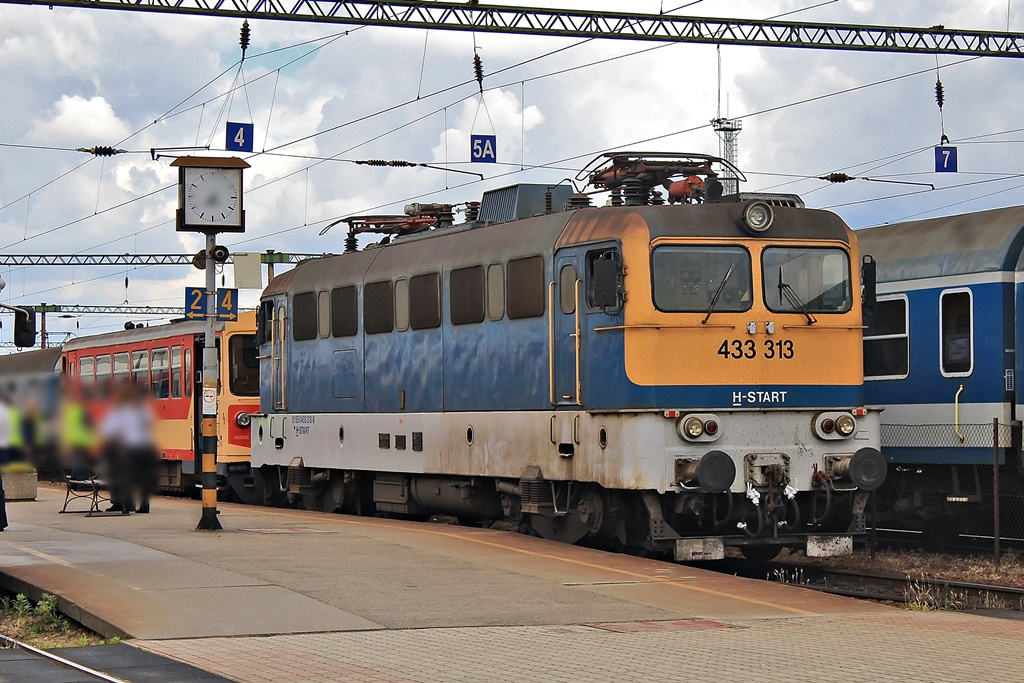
xmin=702 ymin=261 xmax=736 ymax=325
xmin=778 ymin=266 xmax=817 ymax=325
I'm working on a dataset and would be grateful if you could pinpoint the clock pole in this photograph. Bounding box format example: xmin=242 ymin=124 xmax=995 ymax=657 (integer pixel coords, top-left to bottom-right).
xmin=170 ymin=156 xmax=249 ymax=532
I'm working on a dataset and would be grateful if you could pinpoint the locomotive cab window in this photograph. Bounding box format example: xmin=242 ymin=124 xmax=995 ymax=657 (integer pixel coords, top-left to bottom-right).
xmin=864 ymin=296 xmax=909 ymax=380
xmin=292 ymin=291 xmax=317 ymax=341
xmin=940 ymin=289 xmax=973 ymax=376
xmin=257 ymin=300 xmax=274 ymax=345
xmin=762 ymin=247 xmax=851 ymax=314
xmin=587 ymin=248 xmax=622 ymax=311
xmin=652 ymin=245 xmax=752 ymax=312
xmin=229 ymin=335 xmax=260 ymax=396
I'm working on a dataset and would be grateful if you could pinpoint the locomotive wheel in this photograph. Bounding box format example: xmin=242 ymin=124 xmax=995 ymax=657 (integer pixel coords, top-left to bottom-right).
xmin=302 ymin=478 xmax=345 ymax=513
xmin=530 ymin=514 xmax=588 ymax=545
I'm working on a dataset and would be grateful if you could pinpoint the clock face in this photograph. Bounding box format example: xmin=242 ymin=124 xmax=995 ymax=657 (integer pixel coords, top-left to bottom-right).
xmin=182 ymin=168 xmax=242 ymax=226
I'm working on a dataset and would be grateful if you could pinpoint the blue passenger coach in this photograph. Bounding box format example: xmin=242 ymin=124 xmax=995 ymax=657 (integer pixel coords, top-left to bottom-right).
xmin=858 ymin=206 xmax=1024 ymax=527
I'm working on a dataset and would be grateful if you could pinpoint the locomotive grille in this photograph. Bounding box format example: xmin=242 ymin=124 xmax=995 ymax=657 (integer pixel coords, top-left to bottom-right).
xmin=520 ymin=478 xmax=554 ymax=514
xmin=287 ymin=467 xmax=311 ymax=488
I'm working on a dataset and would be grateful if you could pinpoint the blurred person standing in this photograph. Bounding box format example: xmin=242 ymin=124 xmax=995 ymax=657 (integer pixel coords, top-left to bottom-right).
xmin=0 ymin=395 xmax=11 ymax=530
xmin=60 ymin=384 xmax=97 ymax=480
xmin=102 ymin=382 xmax=156 ymax=513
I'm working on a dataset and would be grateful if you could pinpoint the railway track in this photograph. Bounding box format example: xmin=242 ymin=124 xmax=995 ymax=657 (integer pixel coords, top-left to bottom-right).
xmin=705 ymin=559 xmax=1024 ymax=613
xmin=0 ymin=634 xmax=126 ymax=682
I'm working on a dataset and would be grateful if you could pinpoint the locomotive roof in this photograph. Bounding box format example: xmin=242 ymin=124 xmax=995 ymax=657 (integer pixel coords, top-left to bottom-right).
xmin=856 ymin=205 xmax=1024 ymax=282
xmin=0 ymin=347 xmax=61 ymax=375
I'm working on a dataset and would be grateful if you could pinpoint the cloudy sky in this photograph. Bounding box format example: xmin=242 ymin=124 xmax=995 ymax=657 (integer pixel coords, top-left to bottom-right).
xmin=0 ymin=0 xmax=1022 ymax=343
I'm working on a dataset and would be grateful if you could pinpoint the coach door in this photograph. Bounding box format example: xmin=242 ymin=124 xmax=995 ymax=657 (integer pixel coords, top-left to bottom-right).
xmin=553 ymin=250 xmax=584 ymax=406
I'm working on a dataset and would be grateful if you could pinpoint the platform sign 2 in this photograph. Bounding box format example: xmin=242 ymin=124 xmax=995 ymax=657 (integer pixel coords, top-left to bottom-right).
xmin=470 ymin=135 xmax=497 ymax=163
xmin=226 ymin=122 xmax=255 ymax=153
xmin=935 ymin=146 xmax=958 ymax=173
xmin=185 ymin=287 xmax=239 ymax=320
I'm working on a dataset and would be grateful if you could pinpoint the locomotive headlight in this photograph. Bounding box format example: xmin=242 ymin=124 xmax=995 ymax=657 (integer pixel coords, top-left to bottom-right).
xmin=835 ymin=414 xmax=856 ymax=437
xmin=235 ymin=411 xmax=251 ymax=428
xmin=742 ymin=201 xmax=774 ymax=233
xmin=683 ymin=416 xmax=704 ymax=438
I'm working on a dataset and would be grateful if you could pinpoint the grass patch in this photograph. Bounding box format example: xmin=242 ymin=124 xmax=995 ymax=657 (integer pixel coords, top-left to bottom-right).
xmin=0 ymin=593 xmax=108 ymax=649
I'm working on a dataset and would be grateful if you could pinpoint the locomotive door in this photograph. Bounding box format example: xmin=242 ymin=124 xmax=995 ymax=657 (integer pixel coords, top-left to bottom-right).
xmin=553 ymin=250 xmax=584 ymax=406
xmin=271 ymin=301 xmax=286 ymax=410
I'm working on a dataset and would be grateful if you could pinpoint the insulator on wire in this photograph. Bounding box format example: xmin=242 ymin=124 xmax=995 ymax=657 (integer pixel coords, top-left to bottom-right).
xmin=935 ymin=79 xmax=945 ymax=109
xmin=356 ymin=159 xmax=416 ymax=167
xmin=77 ymin=146 xmax=124 ymax=157
xmin=473 ymin=53 xmax=484 ymax=93
xmin=240 ymin=20 xmax=251 ymax=55
xmin=821 ymin=173 xmax=854 ymax=183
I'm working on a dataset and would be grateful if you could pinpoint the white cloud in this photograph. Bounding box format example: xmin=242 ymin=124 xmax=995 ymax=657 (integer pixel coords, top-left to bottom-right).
xmin=29 ymin=95 xmax=131 ymax=146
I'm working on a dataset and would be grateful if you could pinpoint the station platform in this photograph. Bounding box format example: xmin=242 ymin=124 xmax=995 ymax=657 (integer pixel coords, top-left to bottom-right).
xmin=1 ymin=486 xmax=1022 ymax=682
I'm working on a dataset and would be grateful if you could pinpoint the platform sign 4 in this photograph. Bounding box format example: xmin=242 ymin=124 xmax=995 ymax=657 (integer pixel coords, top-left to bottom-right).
xmin=185 ymin=287 xmax=239 ymax=320
xmin=935 ymin=146 xmax=958 ymax=173
xmin=226 ymin=122 xmax=255 ymax=153
xmin=470 ymin=134 xmax=497 ymax=163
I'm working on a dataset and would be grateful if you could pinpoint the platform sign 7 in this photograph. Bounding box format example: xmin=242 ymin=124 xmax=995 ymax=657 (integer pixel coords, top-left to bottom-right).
xmin=471 ymin=135 xmax=497 ymax=163
xmin=226 ymin=122 xmax=255 ymax=153
xmin=935 ymin=146 xmax=958 ymax=173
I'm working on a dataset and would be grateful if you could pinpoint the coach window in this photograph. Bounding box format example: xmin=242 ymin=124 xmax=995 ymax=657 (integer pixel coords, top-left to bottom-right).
xmin=410 ymin=273 xmax=441 ymax=330
xmin=80 ymin=356 xmax=94 ymax=384
xmin=507 ymin=256 xmax=545 ymax=319
xmin=292 ymin=291 xmax=317 ymax=341
xmin=132 ymin=350 xmax=149 ymax=393
xmin=95 ymin=354 xmax=111 ymax=386
xmin=864 ymin=296 xmax=909 ymax=380
xmin=151 ymin=348 xmax=170 ymax=399
xmin=318 ymin=291 xmax=331 ymax=338
xmin=559 ymin=264 xmax=577 ymax=314
xmin=330 ymin=286 xmax=358 ymax=337
xmin=113 ymin=352 xmax=130 ymax=385
xmin=171 ymin=346 xmax=182 ymax=398
xmin=487 ymin=263 xmax=505 ymax=321
xmin=451 ymin=266 xmax=485 ymax=325
xmin=395 ymin=278 xmax=410 ymax=332
xmin=653 ymin=245 xmax=752 ymax=312
xmin=184 ymin=348 xmax=192 ymax=398
xmin=940 ymin=289 xmax=973 ymax=376
xmin=364 ymin=280 xmax=395 ymax=334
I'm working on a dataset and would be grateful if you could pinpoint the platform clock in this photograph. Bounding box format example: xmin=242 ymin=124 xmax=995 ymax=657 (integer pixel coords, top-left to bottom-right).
xmin=171 ymin=156 xmax=251 ymax=233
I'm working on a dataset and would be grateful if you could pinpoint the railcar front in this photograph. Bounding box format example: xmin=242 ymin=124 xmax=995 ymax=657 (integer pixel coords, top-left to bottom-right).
xmin=251 ymin=154 xmax=884 ymax=560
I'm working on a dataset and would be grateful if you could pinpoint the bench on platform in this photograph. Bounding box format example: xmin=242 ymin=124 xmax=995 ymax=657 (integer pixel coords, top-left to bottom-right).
xmin=60 ymin=469 xmax=123 ymax=516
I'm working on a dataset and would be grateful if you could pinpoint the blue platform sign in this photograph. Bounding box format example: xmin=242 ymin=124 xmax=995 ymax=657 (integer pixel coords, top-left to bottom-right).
xmin=226 ymin=122 xmax=255 ymax=153
xmin=935 ymin=146 xmax=958 ymax=173
xmin=185 ymin=287 xmax=239 ymax=320
xmin=470 ymin=134 xmax=497 ymax=163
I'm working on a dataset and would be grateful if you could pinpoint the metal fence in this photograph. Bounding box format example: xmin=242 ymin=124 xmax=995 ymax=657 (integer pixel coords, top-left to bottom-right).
xmin=870 ymin=420 xmax=1022 ymax=566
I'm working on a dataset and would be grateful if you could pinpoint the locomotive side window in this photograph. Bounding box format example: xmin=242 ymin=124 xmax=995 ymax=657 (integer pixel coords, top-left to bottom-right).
xmin=451 ymin=266 xmax=485 ymax=325
xmin=652 ymin=245 xmax=752 ymax=312
xmin=364 ymin=280 xmax=395 ymax=334
xmin=395 ymin=278 xmax=410 ymax=332
xmin=318 ymin=291 xmax=331 ymax=338
xmin=330 ymin=286 xmax=358 ymax=337
xmin=762 ymin=247 xmax=851 ymax=314
xmin=507 ymin=255 xmax=545 ymax=319
xmin=171 ymin=346 xmax=182 ymax=398
xmin=487 ymin=263 xmax=505 ymax=321
xmin=864 ymin=296 xmax=909 ymax=380
xmin=410 ymin=273 xmax=441 ymax=330
xmin=292 ymin=291 xmax=317 ymax=341
xmin=151 ymin=348 xmax=170 ymax=399
xmin=940 ymin=289 xmax=973 ymax=376
xmin=229 ymin=335 xmax=260 ymax=396
xmin=559 ymin=264 xmax=577 ymax=314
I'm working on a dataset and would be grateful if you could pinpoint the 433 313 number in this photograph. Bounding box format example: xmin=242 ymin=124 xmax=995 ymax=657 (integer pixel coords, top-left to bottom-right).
xmin=718 ymin=339 xmax=794 ymax=360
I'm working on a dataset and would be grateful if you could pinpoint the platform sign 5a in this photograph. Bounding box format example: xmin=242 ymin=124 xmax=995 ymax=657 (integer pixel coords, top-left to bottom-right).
xmin=185 ymin=287 xmax=239 ymax=320
xmin=935 ymin=146 xmax=958 ymax=173
xmin=470 ymin=135 xmax=497 ymax=163
xmin=226 ymin=122 xmax=255 ymax=153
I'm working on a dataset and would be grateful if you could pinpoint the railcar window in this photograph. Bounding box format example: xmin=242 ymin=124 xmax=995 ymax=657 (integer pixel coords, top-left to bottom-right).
xmin=229 ymin=335 xmax=260 ymax=396
xmin=171 ymin=346 xmax=182 ymax=399
xmin=864 ymin=297 xmax=909 ymax=379
xmin=451 ymin=266 xmax=485 ymax=325
xmin=184 ymin=348 xmax=192 ymax=398
xmin=95 ymin=355 xmax=111 ymax=386
xmin=487 ymin=264 xmax=505 ymax=321
xmin=941 ymin=289 xmax=973 ymax=375
xmin=330 ymin=286 xmax=358 ymax=337
xmin=364 ymin=280 xmax=395 ymax=334
xmin=292 ymin=291 xmax=317 ymax=341
xmin=410 ymin=273 xmax=441 ymax=330
xmin=113 ymin=352 xmax=130 ymax=385
xmin=395 ymin=278 xmax=410 ymax=332
xmin=559 ymin=264 xmax=577 ymax=314
xmin=507 ymin=256 xmax=545 ymax=319
xmin=80 ymin=356 xmax=95 ymax=384
xmin=652 ymin=246 xmax=752 ymax=312
xmin=318 ymin=291 xmax=331 ymax=338
xmin=131 ymin=350 xmax=149 ymax=393
xmin=151 ymin=348 xmax=170 ymax=399
xmin=762 ymin=247 xmax=851 ymax=314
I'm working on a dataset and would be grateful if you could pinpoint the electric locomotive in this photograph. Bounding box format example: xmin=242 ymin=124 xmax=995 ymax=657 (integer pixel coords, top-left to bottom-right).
xmin=251 ymin=153 xmax=885 ymax=561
